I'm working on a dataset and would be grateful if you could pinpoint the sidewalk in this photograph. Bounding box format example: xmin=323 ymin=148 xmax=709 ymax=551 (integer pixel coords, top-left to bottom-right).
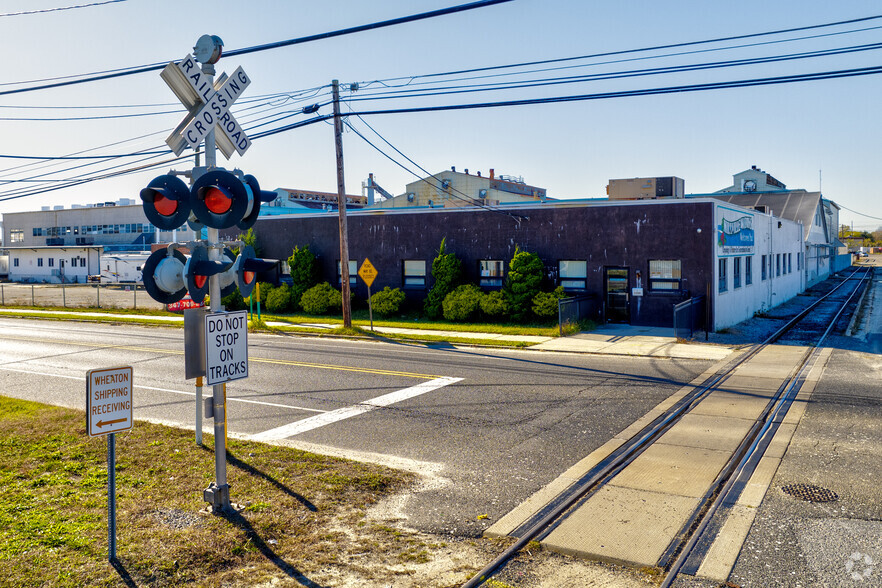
xmin=0 ymin=308 xmax=734 ymax=361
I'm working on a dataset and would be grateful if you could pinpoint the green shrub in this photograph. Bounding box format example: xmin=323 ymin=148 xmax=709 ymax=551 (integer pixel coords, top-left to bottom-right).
xmin=479 ymin=290 xmax=509 ymax=318
xmin=221 ymin=289 xmax=246 ymax=311
xmin=266 ymin=284 xmax=293 ymax=313
xmin=287 ymin=245 xmax=320 ymax=309
xmin=442 ymin=284 xmax=483 ymax=321
xmin=300 ymin=282 xmax=340 ymax=315
xmin=370 ymin=286 xmax=406 ymax=317
xmin=532 ymin=286 xmax=566 ymax=318
xmin=424 ymin=238 xmax=462 ymax=318
xmin=504 ymin=247 xmax=544 ymax=321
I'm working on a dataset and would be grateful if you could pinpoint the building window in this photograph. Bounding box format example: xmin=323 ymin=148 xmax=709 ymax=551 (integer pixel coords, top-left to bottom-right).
xmin=733 ymin=257 xmax=741 ymax=289
xmin=80 ymin=258 xmax=87 ymax=268
xmin=403 ymin=260 xmax=426 ymax=288
xmin=745 ymin=256 xmax=753 ymax=286
xmin=719 ymin=258 xmax=728 ymax=293
xmin=37 ymin=258 xmax=43 ymax=267
xmin=13 ymin=258 xmax=19 ymax=267
xmin=48 ymin=258 xmax=54 ymax=267
xmin=769 ymin=255 xmax=774 ymax=279
xmin=776 ymin=254 xmax=781 ymax=277
xmin=479 ymin=260 xmax=504 ymax=287
xmin=9 ymin=229 xmax=23 ymax=243
xmin=559 ymin=260 xmax=587 ymax=290
xmin=71 ymin=257 xmax=77 ymax=267
xmin=649 ymin=259 xmax=682 ymax=290
xmin=761 ymin=254 xmax=767 ymax=281
xmin=336 ymin=260 xmax=357 ymax=286
xmin=32 ymin=228 xmax=42 ymax=237
xmin=788 ymin=253 xmax=792 ymax=274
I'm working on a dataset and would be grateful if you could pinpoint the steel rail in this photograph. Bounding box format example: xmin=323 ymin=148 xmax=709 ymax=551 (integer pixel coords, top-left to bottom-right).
xmin=658 ymin=266 xmax=872 ymax=587
xmin=460 ymin=267 xmax=871 ymax=588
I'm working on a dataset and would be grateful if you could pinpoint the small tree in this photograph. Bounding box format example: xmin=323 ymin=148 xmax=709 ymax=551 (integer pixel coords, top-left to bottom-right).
xmin=424 ymin=238 xmax=462 ymax=318
xmin=504 ymin=247 xmax=544 ymax=322
xmin=532 ymin=286 xmax=566 ymax=319
xmin=479 ymin=290 xmax=508 ymax=319
xmin=238 ymin=227 xmax=261 ymax=256
xmin=287 ymin=244 xmax=320 ymax=309
xmin=442 ymin=284 xmax=483 ymax=321
xmin=371 ymin=286 xmax=406 ymax=317
xmin=300 ymin=282 xmax=340 ymax=315
xmin=266 ymin=283 xmax=293 ymax=313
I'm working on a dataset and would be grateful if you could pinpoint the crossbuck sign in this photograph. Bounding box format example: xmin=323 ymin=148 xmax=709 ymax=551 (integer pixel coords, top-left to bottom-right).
xmin=161 ymin=54 xmax=251 ymax=159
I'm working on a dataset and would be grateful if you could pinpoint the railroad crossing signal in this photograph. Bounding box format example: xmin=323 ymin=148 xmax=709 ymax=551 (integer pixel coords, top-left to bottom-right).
xmin=161 ymin=49 xmax=251 ymax=159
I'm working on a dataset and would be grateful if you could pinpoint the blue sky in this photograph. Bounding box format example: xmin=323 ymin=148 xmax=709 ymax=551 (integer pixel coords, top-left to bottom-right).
xmin=1 ymin=0 xmax=881 ymax=230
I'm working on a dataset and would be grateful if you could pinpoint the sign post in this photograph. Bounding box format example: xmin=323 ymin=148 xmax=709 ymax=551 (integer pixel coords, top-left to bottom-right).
xmin=359 ymin=259 xmax=378 ymax=331
xmin=87 ymin=366 xmax=133 ymax=563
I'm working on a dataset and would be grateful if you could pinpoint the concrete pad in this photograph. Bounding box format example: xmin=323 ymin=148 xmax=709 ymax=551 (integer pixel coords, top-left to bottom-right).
xmin=717 ymin=374 xmax=788 ymax=396
xmin=609 ymin=443 xmax=732 ymax=498
xmin=655 ymin=413 xmax=754 ymax=453
xmin=690 ymin=390 xmax=772 ymax=420
xmin=737 ymin=454 xmax=782 ymax=509
xmin=696 ymin=504 xmax=758 ymax=582
xmin=543 ymin=485 xmax=699 ymax=567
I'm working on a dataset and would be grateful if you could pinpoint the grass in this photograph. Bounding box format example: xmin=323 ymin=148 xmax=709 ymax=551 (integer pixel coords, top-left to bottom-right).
xmin=0 ymin=394 xmax=431 ymax=587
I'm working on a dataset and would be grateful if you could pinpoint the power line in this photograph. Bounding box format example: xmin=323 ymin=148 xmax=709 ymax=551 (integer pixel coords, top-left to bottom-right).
xmin=837 ymin=204 xmax=882 ymax=221
xmin=0 ymin=0 xmax=513 ymax=97
xmin=0 ymin=0 xmax=126 ymax=18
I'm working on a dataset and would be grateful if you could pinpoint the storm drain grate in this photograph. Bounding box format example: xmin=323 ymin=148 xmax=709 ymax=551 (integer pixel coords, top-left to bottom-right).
xmin=781 ymin=483 xmax=838 ymax=503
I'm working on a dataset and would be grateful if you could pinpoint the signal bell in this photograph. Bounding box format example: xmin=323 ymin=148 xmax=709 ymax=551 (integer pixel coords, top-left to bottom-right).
xmin=140 ymin=175 xmax=191 ymax=231
xmin=142 ymin=248 xmax=188 ymax=304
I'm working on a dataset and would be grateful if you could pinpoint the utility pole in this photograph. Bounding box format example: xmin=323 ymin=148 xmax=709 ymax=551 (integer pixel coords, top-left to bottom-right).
xmin=332 ymin=79 xmax=352 ymax=328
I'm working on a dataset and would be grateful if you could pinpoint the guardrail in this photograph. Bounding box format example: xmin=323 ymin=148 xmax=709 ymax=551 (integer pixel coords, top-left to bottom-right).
xmin=558 ymin=294 xmax=598 ymax=336
xmin=673 ymin=295 xmax=706 ymax=339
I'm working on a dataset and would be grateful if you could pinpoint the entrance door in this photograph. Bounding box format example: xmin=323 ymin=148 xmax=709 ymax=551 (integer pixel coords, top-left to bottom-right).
xmin=605 ymin=267 xmax=630 ymax=323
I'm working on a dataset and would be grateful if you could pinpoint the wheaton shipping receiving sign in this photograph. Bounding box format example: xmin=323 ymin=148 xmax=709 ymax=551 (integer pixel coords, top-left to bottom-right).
xmin=86 ymin=366 xmax=133 ymax=437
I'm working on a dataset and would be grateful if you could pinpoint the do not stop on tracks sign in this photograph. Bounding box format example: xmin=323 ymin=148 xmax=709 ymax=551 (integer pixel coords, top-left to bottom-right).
xmin=204 ymin=310 xmax=249 ymax=386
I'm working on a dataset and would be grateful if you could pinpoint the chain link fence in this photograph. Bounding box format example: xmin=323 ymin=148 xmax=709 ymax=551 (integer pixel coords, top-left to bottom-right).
xmin=0 ymin=283 xmax=165 ymax=311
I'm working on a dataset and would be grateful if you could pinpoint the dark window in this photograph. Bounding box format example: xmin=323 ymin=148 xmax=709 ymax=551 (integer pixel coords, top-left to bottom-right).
xmin=559 ymin=260 xmax=587 ymax=290
xmin=13 ymin=258 xmax=19 ymax=267
xmin=479 ymin=260 xmax=504 ymax=287
xmin=733 ymin=257 xmax=741 ymax=289
xmin=48 ymin=258 xmax=54 ymax=267
xmin=788 ymin=253 xmax=792 ymax=274
xmin=80 ymin=258 xmax=86 ymax=268
xmin=403 ymin=260 xmax=427 ymax=288
xmin=719 ymin=258 xmax=728 ymax=292
xmin=745 ymin=256 xmax=753 ymax=286
xmin=649 ymin=259 xmax=681 ymax=290
xmin=761 ymin=255 xmax=767 ymax=281
xmin=776 ymin=254 xmax=781 ymax=277
xmin=37 ymin=258 xmax=43 ymax=267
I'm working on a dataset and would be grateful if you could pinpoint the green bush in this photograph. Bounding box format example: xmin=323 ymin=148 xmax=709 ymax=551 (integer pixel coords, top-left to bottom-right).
xmin=532 ymin=286 xmax=566 ymax=318
xmin=504 ymin=247 xmax=544 ymax=321
xmin=266 ymin=284 xmax=293 ymax=313
xmin=221 ymin=289 xmax=246 ymax=311
xmin=479 ymin=290 xmax=509 ymax=318
xmin=442 ymin=284 xmax=483 ymax=321
xmin=287 ymin=245 xmax=320 ymax=309
xmin=370 ymin=286 xmax=406 ymax=317
xmin=424 ymin=238 xmax=462 ymax=318
xmin=300 ymin=282 xmax=340 ymax=315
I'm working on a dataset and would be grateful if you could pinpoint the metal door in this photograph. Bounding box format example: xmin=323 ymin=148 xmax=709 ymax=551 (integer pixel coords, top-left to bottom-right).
xmin=604 ymin=267 xmax=630 ymax=323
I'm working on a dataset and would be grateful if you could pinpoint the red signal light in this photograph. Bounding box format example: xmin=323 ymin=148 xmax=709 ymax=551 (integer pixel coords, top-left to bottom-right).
xmin=243 ymin=271 xmax=255 ymax=285
xmin=153 ymin=193 xmax=178 ymax=217
xmin=204 ymin=187 xmax=232 ymax=214
xmin=194 ymin=274 xmax=207 ymax=289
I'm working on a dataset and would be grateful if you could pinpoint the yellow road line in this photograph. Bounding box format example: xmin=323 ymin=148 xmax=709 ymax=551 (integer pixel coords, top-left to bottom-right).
xmin=0 ymin=334 xmax=441 ymax=379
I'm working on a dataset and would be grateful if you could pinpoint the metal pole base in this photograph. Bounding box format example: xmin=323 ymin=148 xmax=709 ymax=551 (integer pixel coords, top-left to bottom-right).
xmin=203 ymin=482 xmax=231 ymax=513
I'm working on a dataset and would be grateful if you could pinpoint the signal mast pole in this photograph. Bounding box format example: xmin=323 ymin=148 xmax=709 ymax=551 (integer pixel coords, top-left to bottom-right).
xmin=332 ymin=80 xmax=352 ymax=328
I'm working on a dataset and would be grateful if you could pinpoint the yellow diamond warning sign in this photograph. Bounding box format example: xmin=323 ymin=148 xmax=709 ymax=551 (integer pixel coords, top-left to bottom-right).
xmin=358 ymin=258 xmax=378 ymax=288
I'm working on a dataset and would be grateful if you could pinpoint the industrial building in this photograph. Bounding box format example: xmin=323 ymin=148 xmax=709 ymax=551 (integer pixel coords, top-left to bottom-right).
xmin=232 ymin=196 xmax=806 ymax=330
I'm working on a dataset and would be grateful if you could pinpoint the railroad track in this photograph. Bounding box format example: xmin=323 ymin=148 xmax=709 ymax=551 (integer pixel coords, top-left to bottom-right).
xmin=462 ymin=266 xmax=873 ymax=588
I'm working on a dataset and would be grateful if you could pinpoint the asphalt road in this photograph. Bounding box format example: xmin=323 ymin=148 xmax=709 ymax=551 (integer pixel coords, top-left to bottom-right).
xmin=0 ymin=317 xmax=713 ymax=537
